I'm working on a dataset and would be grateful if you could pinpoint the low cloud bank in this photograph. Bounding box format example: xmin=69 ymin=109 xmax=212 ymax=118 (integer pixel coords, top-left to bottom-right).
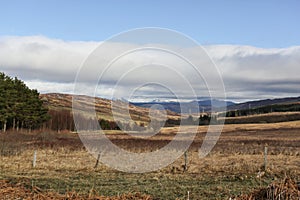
xmin=0 ymin=36 xmax=299 ymax=101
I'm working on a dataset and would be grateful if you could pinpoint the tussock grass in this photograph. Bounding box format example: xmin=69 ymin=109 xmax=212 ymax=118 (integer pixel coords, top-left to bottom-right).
xmin=0 ymin=122 xmax=299 ymax=199
xmin=235 ymin=177 xmax=300 ymax=200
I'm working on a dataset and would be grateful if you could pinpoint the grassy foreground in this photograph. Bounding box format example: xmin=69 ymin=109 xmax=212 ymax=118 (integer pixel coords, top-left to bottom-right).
xmin=0 ymin=149 xmax=280 ymax=199
xmin=0 ymin=122 xmax=299 ymax=199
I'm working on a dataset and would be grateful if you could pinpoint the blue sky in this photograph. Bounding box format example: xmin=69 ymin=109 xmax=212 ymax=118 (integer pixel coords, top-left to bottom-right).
xmin=0 ymin=1 xmax=300 ymax=101
xmin=1 ymin=0 xmax=299 ymax=48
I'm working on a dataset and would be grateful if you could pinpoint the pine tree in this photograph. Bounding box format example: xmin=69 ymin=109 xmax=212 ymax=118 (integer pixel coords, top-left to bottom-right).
xmin=0 ymin=72 xmax=49 ymax=132
xmin=0 ymin=73 xmax=12 ymax=131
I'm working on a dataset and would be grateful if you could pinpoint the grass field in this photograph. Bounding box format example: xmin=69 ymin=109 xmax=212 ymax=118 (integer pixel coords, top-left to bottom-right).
xmin=0 ymin=121 xmax=299 ymax=199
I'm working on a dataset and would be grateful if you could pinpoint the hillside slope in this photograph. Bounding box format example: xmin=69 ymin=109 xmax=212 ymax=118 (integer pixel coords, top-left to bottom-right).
xmin=227 ymin=96 xmax=300 ymax=111
xmin=40 ymin=93 xmax=180 ymax=124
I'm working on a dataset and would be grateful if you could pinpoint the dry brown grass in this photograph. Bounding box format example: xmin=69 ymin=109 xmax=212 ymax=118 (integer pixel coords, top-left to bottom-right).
xmin=42 ymin=93 xmax=180 ymax=124
xmin=0 ymin=121 xmax=299 ymax=199
xmin=235 ymin=177 xmax=300 ymax=200
xmin=0 ymin=179 xmax=152 ymax=200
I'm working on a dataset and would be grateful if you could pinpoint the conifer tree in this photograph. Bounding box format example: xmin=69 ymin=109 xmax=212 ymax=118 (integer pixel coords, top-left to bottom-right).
xmin=0 ymin=72 xmax=49 ymax=132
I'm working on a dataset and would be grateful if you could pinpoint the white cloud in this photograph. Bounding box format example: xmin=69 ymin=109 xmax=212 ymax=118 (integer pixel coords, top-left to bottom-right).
xmin=204 ymin=45 xmax=300 ymax=100
xmin=0 ymin=35 xmax=299 ymax=101
xmin=25 ymin=80 xmax=75 ymax=94
xmin=0 ymin=36 xmax=98 ymax=82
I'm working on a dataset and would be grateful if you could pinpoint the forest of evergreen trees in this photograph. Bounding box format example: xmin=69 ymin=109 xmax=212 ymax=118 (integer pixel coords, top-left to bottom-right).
xmin=0 ymin=72 xmax=49 ymax=132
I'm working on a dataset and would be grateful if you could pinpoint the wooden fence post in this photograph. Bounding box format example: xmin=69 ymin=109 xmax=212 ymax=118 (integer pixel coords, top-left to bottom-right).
xmin=184 ymin=151 xmax=188 ymax=172
xmin=32 ymin=150 xmax=37 ymax=168
xmin=94 ymin=153 xmax=101 ymax=169
xmin=264 ymin=146 xmax=268 ymax=171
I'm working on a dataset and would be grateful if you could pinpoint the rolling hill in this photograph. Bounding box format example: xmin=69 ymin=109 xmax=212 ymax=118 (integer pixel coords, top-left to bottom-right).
xmin=40 ymin=93 xmax=180 ymax=124
xmin=226 ymin=96 xmax=300 ymax=111
xmin=40 ymin=93 xmax=300 ymax=128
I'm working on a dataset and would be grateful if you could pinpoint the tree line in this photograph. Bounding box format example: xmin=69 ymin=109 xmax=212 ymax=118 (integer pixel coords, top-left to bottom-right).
xmin=44 ymin=109 xmax=162 ymax=132
xmin=0 ymin=72 xmax=221 ymax=132
xmin=44 ymin=109 xmax=121 ymax=132
xmin=224 ymin=103 xmax=300 ymax=118
xmin=165 ymin=114 xmax=218 ymax=126
xmin=0 ymin=72 xmax=49 ymax=132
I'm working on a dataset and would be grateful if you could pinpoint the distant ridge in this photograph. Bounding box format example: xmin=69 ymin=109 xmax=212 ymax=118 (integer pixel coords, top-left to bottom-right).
xmin=41 ymin=93 xmax=300 ymax=115
xmin=131 ymin=96 xmax=300 ymax=113
xmin=131 ymin=99 xmax=235 ymax=113
xmin=227 ymin=96 xmax=300 ymax=111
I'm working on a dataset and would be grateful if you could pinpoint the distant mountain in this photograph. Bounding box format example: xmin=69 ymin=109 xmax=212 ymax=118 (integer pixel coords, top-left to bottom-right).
xmin=42 ymin=93 xmax=300 ymax=117
xmin=131 ymin=96 xmax=300 ymax=114
xmin=227 ymin=96 xmax=300 ymax=111
xmin=131 ymin=99 xmax=235 ymax=113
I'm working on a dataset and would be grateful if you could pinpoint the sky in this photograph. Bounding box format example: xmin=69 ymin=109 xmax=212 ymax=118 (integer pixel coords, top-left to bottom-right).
xmin=1 ymin=0 xmax=300 ymax=47
xmin=0 ymin=0 xmax=300 ymax=102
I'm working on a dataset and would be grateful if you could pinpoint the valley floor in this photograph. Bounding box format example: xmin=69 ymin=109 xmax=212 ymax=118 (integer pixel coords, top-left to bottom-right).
xmin=0 ymin=121 xmax=299 ymax=199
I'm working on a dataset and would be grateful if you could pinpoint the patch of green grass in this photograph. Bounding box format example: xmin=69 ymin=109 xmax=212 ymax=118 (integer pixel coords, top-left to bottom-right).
xmin=1 ymin=170 xmax=275 ymax=199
